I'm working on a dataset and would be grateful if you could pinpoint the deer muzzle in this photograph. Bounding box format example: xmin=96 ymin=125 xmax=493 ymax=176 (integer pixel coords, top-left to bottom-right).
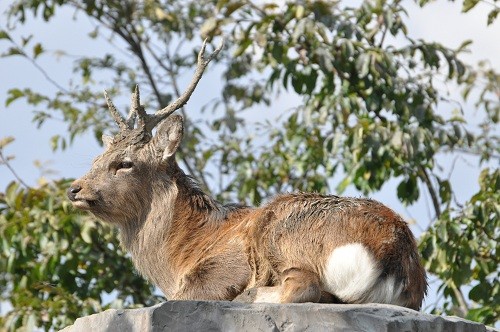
xmin=67 ymin=181 xmax=97 ymax=210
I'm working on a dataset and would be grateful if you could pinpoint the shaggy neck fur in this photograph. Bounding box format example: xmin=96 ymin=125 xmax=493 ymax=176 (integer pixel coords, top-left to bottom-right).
xmin=117 ymin=163 xmax=249 ymax=298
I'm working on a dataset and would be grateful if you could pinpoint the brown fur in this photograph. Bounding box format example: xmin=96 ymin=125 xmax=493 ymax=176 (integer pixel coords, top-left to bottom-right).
xmin=68 ymin=115 xmax=427 ymax=310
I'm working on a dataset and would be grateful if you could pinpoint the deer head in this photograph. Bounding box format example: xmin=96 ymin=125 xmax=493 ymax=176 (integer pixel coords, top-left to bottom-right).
xmin=67 ymin=39 xmax=223 ymax=224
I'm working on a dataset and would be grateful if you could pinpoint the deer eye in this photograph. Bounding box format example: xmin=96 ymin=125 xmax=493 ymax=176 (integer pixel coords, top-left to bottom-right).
xmin=116 ymin=161 xmax=133 ymax=170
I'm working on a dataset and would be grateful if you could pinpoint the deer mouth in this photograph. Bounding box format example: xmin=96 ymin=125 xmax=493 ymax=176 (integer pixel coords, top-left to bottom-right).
xmin=71 ymin=199 xmax=97 ymax=210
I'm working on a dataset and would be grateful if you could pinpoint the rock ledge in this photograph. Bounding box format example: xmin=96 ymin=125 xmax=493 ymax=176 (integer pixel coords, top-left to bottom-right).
xmin=62 ymin=301 xmax=496 ymax=332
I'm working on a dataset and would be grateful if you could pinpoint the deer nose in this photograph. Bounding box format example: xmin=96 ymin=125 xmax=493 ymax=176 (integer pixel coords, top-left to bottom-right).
xmin=69 ymin=185 xmax=82 ymax=194
xmin=67 ymin=185 xmax=82 ymax=201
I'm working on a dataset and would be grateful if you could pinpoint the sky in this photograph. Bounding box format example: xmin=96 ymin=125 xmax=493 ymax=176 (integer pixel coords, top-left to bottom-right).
xmin=0 ymin=0 xmax=499 ymax=313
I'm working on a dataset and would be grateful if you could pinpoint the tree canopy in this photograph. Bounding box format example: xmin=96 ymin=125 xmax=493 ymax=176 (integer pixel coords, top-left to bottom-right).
xmin=0 ymin=0 xmax=498 ymax=330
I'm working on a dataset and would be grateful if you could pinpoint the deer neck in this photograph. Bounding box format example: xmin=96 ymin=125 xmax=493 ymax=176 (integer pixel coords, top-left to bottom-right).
xmin=115 ymin=178 xmax=179 ymax=296
xmin=117 ymin=167 xmax=243 ymax=298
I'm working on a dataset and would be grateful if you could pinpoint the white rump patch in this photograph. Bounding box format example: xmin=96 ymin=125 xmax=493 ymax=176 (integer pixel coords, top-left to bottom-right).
xmin=322 ymin=243 xmax=403 ymax=305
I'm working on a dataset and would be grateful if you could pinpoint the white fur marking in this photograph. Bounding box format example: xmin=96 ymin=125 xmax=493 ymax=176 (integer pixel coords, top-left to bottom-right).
xmin=253 ymin=287 xmax=281 ymax=303
xmin=322 ymin=243 xmax=403 ymax=305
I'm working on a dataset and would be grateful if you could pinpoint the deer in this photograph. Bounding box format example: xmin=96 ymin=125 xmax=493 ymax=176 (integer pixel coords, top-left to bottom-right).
xmin=67 ymin=40 xmax=427 ymax=310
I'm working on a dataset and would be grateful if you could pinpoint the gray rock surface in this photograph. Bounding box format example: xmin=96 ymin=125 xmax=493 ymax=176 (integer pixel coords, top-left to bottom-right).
xmin=61 ymin=301 xmax=496 ymax=332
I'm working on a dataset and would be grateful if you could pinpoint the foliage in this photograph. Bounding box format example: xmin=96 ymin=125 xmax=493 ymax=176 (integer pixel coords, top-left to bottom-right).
xmin=420 ymin=168 xmax=499 ymax=324
xmin=219 ymin=0 xmax=476 ymax=202
xmin=0 ymin=0 xmax=498 ymax=330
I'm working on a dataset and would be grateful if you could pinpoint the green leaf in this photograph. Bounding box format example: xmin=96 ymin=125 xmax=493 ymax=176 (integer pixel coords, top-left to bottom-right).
xmin=0 ymin=30 xmax=12 ymax=40
xmin=336 ymin=176 xmax=352 ymax=194
xmin=272 ymin=43 xmax=284 ymax=63
xmin=80 ymin=222 xmax=93 ymax=244
xmin=462 ymin=0 xmax=480 ymax=13
xmin=397 ymin=176 xmax=419 ymax=204
xmin=5 ymin=182 xmax=20 ymax=207
xmin=25 ymin=313 xmax=37 ymax=331
xmin=216 ymin=0 xmax=230 ymax=11
xmin=5 ymin=88 xmax=25 ymax=106
xmin=487 ymin=8 xmax=499 ymax=25
xmin=33 ymin=43 xmax=44 ymax=58
xmin=224 ymin=1 xmax=245 ymax=17
xmin=6 ymin=251 xmax=15 ymax=273
xmin=50 ymin=135 xmax=60 ymax=151
xmin=0 ymin=136 xmax=15 ymax=149
xmin=466 ymin=307 xmax=494 ymax=323
xmin=355 ymin=53 xmax=370 ymax=78
xmin=21 ymin=34 xmax=33 ymax=46
xmin=295 ymin=5 xmax=305 ymax=19
xmin=438 ymin=179 xmax=451 ymax=205
xmin=1 ymin=47 xmax=24 ymax=57
xmin=233 ymin=38 xmax=251 ymax=57
xmin=19 ymin=275 xmax=28 ymax=289
xmin=291 ymin=74 xmax=304 ymax=94
xmin=304 ymin=70 xmax=318 ymax=94
xmin=200 ymin=17 xmax=217 ymax=38
xmin=457 ymin=40 xmax=472 ymax=52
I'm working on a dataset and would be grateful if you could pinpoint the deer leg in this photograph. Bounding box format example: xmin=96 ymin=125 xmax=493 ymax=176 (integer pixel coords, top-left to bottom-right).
xmin=234 ymin=269 xmax=324 ymax=303
xmin=233 ymin=286 xmax=283 ymax=303
xmin=173 ymin=254 xmax=251 ymax=301
xmin=278 ymin=268 xmax=322 ymax=303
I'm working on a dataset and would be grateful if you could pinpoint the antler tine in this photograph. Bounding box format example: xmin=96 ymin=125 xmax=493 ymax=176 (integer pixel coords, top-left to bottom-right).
xmin=125 ymin=109 xmax=137 ymax=130
xmin=104 ymin=90 xmax=128 ymax=132
xmin=133 ymin=85 xmax=151 ymax=131
xmin=125 ymin=85 xmax=139 ymax=129
xmin=146 ymin=38 xmax=225 ymax=131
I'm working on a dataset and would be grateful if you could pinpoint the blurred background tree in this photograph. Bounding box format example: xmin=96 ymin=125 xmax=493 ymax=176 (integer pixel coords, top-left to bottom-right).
xmin=0 ymin=0 xmax=498 ymax=330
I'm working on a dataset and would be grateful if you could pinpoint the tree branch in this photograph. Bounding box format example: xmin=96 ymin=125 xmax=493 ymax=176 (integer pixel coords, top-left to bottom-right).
xmin=126 ymin=25 xmax=164 ymax=106
xmin=142 ymin=40 xmax=187 ymax=118
xmin=450 ymin=282 xmax=469 ymax=317
xmin=0 ymin=150 xmax=30 ymax=189
xmin=418 ymin=166 xmax=441 ymax=218
xmin=1 ymin=31 xmax=69 ymax=94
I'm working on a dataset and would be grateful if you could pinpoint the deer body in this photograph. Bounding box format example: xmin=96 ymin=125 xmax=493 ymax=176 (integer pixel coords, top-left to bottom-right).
xmin=69 ymin=132 xmax=427 ymax=309
xmin=67 ymin=41 xmax=426 ymax=310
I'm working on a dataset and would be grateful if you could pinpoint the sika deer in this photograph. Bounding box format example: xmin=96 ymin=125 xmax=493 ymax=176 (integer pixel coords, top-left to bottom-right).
xmin=67 ymin=40 xmax=427 ymax=310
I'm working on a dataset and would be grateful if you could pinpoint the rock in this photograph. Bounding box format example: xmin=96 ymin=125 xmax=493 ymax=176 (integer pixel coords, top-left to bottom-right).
xmin=61 ymin=301 xmax=496 ymax=332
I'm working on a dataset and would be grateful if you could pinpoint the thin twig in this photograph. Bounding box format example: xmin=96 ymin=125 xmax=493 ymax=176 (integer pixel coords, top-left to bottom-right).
xmin=479 ymin=0 xmax=500 ymax=9
xmin=0 ymin=151 xmax=30 ymax=189
xmin=127 ymin=24 xmax=164 ymax=107
xmin=378 ymin=25 xmax=388 ymax=48
xmin=143 ymin=40 xmax=187 ymax=119
xmin=0 ymin=28 xmax=69 ymax=94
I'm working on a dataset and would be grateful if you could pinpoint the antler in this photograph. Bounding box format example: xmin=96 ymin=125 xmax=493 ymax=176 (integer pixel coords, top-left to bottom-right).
xmin=147 ymin=38 xmax=224 ymax=129
xmin=104 ymin=38 xmax=224 ymax=136
xmin=127 ymin=86 xmax=139 ymax=129
xmin=103 ymin=87 xmax=138 ymax=131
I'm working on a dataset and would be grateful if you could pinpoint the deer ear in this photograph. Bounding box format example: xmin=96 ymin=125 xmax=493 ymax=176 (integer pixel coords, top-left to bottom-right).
xmin=154 ymin=114 xmax=184 ymax=161
xmin=102 ymin=135 xmax=113 ymax=149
